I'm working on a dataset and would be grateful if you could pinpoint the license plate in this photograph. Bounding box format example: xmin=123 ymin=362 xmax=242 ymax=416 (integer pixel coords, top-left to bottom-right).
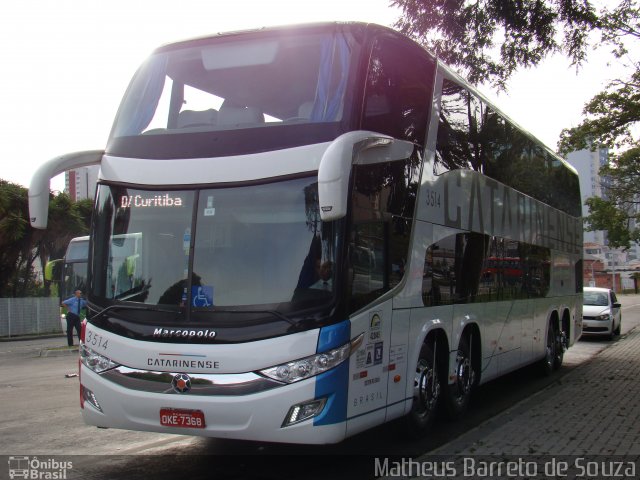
xmin=160 ymin=408 xmax=206 ymax=429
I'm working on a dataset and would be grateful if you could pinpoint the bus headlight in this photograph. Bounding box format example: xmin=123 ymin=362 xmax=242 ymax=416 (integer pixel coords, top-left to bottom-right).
xmin=80 ymin=343 xmax=120 ymax=373
xmin=260 ymin=333 xmax=363 ymax=384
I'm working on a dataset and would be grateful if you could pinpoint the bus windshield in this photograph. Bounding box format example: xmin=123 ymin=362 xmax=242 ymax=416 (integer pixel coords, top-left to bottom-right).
xmin=109 ymin=29 xmax=353 ymax=143
xmin=62 ymin=238 xmax=89 ymax=299
xmin=91 ymin=177 xmax=339 ymax=314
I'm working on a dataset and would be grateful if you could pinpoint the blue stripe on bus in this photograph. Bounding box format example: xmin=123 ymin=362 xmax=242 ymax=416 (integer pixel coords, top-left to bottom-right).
xmin=313 ymin=361 xmax=349 ymax=426
xmin=314 ymin=320 xmax=350 ymax=426
xmin=316 ymin=319 xmax=350 ymax=353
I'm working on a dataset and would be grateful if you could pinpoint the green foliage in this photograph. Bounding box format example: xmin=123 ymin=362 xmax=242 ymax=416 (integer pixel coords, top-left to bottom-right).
xmin=391 ymin=0 xmax=598 ymax=89
xmin=555 ymin=1 xmax=639 ymax=248
xmin=581 ymin=147 xmax=640 ymax=249
xmin=558 ymin=69 xmax=640 ymax=154
xmin=0 ymin=180 xmax=92 ymax=297
xmin=584 ymin=197 xmax=635 ymax=248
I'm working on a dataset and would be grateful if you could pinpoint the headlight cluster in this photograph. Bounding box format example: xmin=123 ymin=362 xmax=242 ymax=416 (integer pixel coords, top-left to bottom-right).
xmin=595 ymin=313 xmax=612 ymax=321
xmin=80 ymin=343 xmax=120 ymax=373
xmin=260 ymin=333 xmax=363 ymax=384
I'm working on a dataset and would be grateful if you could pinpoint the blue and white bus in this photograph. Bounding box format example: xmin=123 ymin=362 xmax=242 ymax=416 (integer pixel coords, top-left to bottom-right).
xmin=29 ymin=22 xmax=582 ymax=444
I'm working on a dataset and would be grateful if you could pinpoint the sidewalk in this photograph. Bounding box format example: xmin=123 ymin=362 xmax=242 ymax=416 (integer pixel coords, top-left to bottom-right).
xmin=0 ymin=335 xmax=78 ymax=358
xmin=428 ymin=326 xmax=640 ymax=458
xmin=388 ymin=306 xmax=640 ymax=479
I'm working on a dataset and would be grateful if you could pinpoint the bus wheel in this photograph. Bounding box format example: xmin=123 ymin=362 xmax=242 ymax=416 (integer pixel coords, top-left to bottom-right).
xmin=554 ymin=328 xmax=566 ymax=370
xmin=406 ymin=341 xmax=440 ymax=437
xmin=539 ymin=322 xmax=556 ymax=376
xmin=444 ymin=334 xmax=475 ymax=419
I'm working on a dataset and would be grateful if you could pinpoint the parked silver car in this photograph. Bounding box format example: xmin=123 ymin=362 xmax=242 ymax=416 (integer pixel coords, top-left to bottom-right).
xmin=582 ymin=287 xmax=622 ymax=340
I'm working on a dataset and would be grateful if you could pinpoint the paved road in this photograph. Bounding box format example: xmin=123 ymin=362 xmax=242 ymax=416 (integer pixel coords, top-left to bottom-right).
xmin=1 ymin=295 xmax=639 ymax=479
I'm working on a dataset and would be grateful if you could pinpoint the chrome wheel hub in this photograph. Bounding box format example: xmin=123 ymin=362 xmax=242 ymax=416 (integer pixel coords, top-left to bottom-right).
xmin=414 ymin=359 xmax=439 ymax=414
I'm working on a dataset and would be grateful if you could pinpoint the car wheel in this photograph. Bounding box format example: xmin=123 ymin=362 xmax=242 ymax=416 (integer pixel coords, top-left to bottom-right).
xmin=444 ymin=333 xmax=475 ymax=419
xmin=405 ymin=340 xmax=441 ymax=437
xmin=609 ymin=319 xmax=616 ymax=340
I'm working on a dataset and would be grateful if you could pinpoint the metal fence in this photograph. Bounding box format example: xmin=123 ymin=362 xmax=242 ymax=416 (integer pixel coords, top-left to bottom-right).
xmin=0 ymin=297 xmax=62 ymax=337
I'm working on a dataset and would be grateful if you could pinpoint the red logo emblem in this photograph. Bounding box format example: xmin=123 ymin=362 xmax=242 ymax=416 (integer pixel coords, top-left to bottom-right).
xmin=171 ymin=373 xmax=191 ymax=394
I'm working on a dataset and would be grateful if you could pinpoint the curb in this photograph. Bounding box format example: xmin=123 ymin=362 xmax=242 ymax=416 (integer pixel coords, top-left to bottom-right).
xmin=0 ymin=333 xmax=65 ymax=342
xmin=40 ymin=347 xmax=79 ymax=357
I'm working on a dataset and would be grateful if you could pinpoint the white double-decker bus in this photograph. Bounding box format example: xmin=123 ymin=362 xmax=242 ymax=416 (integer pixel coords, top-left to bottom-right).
xmin=29 ymin=23 xmax=582 ymax=444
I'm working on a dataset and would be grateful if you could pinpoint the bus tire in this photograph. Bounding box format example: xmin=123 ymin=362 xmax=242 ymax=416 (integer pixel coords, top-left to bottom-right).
xmin=405 ymin=340 xmax=441 ymax=437
xmin=554 ymin=326 xmax=565 ymax=370
xmin=539 ymin=321 xmax=556 ymax=376
xmin=444 ymin=333 xmax=475 ymax=420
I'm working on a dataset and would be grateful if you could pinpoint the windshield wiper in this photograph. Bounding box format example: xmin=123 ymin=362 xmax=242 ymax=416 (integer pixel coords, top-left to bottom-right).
xmin=206 ymin=308 xmax=297 ymax=326
xmin=87 ymin=301 xmax=178 ymax=320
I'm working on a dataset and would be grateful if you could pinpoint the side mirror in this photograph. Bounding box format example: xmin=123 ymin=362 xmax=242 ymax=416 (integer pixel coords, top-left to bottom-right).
xmin=29 ymin=150 xmax=103 ymax=229
xmin=317 ymin=131 xmax=414 ymax=221
xmin=44 ymin=259 xmax=63 ymax=282
xmin=613 ymin=302 xmax=621 ymax=309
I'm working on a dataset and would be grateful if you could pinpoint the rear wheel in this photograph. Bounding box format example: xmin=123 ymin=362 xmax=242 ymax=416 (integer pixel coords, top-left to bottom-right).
xmin=444 ymin=334 xmax=475 ymax=419
xmin=539 ymin=322 xmax=556 ymax=376
xmin=554 ymin=327 xmax=565 ymax=370
xmin=405 ymin=341 xmax=440 ymax=437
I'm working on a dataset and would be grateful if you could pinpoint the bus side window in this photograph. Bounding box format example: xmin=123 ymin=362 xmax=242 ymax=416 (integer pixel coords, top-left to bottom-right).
xmin=361 ymin=37 xmax=434 ymax=146
xmin=422 ymin=235 xmax=457 ymax=306
xmin=348 ymin=158 xmax=416 ymax=313
xmin=349 ymin=222 xmax=386 ymax=311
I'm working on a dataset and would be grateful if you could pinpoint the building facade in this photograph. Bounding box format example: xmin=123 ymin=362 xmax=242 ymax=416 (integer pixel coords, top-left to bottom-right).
xmin=565 ymin=147 xmax=608 ymax=246
xmin=65 ymin=166 xmax=99 ymax=201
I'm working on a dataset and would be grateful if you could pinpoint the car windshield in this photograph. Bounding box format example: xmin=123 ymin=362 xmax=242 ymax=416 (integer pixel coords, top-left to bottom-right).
xmin=584 ymin=291 xmax=609 ymax=306
xmin=91 ymin=178 xmax=339 ymax=314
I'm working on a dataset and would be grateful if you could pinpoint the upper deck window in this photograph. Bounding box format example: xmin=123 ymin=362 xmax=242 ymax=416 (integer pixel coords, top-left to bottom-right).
xmin=361 ymin=37 xmax=434 ymax=146
xmin=434 ymin=79 xmax=581 ymax=217
xmin=107 ymin=30 xmax=356 ymax=158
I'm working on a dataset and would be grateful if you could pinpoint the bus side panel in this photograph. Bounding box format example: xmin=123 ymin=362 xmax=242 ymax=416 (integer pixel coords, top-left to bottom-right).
xmin=551 ymin=252 xmax=575 ymax=296
xmin=385 ymin=308 xmax=410 ymax=421
xmin=494 ymin=300 xmax=522 ymax=374
xmin=533 ymin=298 xmax=556 ymax=360
xmin=345 ymin=300 xmax=392 ymax=438
xmin=451 ymin=302 xmax=497 ymax=383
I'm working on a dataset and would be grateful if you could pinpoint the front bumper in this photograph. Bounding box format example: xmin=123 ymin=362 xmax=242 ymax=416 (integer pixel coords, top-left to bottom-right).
xmin=581 ymin=317 xmax=613 ymax=336
xmin=80 ymin=364 xmax=348 ymax=444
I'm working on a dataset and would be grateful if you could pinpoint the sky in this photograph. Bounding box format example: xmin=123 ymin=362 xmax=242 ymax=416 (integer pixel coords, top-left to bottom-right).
xmin=0 ymin=0 xmax=627 ymax=193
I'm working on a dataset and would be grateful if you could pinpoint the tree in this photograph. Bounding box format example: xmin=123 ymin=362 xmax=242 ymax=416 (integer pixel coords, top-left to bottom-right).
xmin=391 ymin=0 xmax=598 ymax=89
xmin=393 ymin=0 xmax=640 ymax=247
xmin=557 ymin=2 xmax=640 ymax=248
xmin=579 ymin=147 xmax=640 ymax=249
xmin=0 ymin=180 xmax=92 ymax=297
xmin=0 ymin=181 xmax=34 ymax=296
